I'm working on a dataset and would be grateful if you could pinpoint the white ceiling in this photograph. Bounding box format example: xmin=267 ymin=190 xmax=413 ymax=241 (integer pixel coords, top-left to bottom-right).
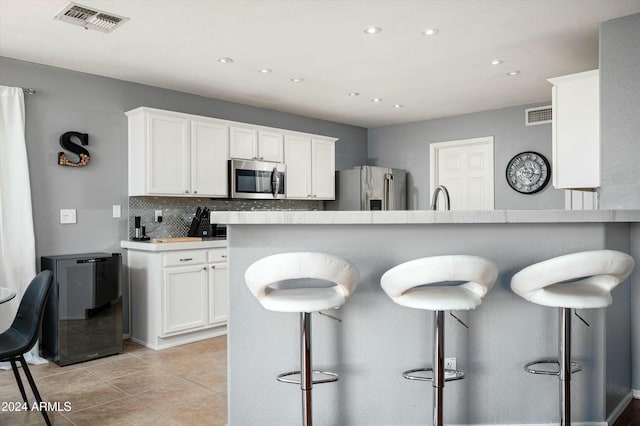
xmin=2 ymin=0 xmax=640 ymax=128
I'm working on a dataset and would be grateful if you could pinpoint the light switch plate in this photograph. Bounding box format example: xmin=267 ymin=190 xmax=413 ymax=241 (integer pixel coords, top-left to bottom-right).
xmin=60 ymin=209 xmax=77 ymax=224
xmin=113 ymin=205 xmax=121 ymax=218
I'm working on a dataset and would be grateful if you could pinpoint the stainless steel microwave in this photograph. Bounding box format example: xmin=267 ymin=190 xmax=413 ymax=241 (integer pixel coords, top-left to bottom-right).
xmin=229 ymin=159 xmax=286 ymax=199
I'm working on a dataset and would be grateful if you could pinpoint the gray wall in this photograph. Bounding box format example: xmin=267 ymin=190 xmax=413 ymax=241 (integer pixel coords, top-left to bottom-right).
xmin=605 ymin=223 xmax=633 ymax=416
xmin=367 ymin=104 xmax=566 ymax=210
xmin=598 ymin=12 xmax=640 ymax=396
xmin=0 ymin=56 xmax=367 ymax=258
xmin=599 ymin=12 xmax=640 ymax=209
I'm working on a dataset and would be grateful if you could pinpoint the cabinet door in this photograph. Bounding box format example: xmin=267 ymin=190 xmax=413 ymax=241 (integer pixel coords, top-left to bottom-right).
xmin=191 ymin=119 xmax=229 ymax=197
xmin=208 ymin=263 xmax=228 ymax=325
xmin=284 ymin=135 xmax=312 ymax=199
xmin=311 ymin=139 xmax=335 ymax=199
xmin=162 ymin=265 xmax=208 ymax=335
xmin=147 ymin=113 xmax=190 ymax=195
xmin=550 ymin=70 xmax=600 ymax=189
xmin=258 ymin=131 xmax=283 ymax=162
xmin=229 ymin=126 xmax=257 ymax=160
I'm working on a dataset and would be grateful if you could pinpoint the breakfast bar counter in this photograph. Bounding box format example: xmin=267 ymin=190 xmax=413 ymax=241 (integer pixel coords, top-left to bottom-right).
xmin=215 ymin=210 xmax=640 ymax=425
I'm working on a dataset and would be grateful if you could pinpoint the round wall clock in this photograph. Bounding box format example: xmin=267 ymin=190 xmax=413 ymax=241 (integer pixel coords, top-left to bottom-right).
xmin=506 ymin=151 xmax=550 ymax=194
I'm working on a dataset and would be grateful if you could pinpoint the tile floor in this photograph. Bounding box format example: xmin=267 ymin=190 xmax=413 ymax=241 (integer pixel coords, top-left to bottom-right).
xmin=0 ymin=337 xmax=227 ymax=425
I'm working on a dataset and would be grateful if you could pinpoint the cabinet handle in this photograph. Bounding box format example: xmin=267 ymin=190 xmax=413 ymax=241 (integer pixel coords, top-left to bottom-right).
xmin=210 ymin=265 xmax=216 ymax=269
xmin=259 ymin=156 xmax=264 ymax=160
xmin=179 ymin=258 xmax=193 ymax=262
xmin=185 ymin=190 xmax=189 ymax=194
xmin=203 ymin=267 xmax=207 ymax=271
xmin=221 ymin=255 xmax=227 ymax=258
xmin=194 ymin=190 xmax=197 ymax=194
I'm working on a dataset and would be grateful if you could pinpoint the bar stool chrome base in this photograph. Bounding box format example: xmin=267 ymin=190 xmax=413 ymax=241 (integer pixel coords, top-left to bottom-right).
xmin=524 ymin=360 xmax=582 ymax=376
xmin=402 ymin=367 xmax=465 ymax=382
xmin=277 ymin=370 xmax=339 ymax=385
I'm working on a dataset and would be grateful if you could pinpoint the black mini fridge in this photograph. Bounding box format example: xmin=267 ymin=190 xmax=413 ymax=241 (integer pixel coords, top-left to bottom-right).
xmin=41 ymin=253 xmax=123 ymax=366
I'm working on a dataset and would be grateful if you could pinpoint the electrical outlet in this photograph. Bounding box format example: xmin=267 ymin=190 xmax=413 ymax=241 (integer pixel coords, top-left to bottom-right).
xmin=445 ymin=357 xmax=456 ymax=371
xmin=60 ymin=209 xmax=77 ymax=224
xmin=154 ymin=210 xmax=162 ymax=223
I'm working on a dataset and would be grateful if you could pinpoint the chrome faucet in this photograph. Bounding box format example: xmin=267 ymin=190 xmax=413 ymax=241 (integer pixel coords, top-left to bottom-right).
xmin=431 ymin=185 xmax=450 ymax=210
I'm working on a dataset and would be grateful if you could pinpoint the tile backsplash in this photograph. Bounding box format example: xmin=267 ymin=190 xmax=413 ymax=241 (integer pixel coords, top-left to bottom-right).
xmin=128 ymin=197 xmax=322 ymax=239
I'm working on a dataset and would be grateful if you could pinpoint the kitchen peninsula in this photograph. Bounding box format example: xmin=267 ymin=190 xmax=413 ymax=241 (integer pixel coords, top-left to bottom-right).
xmin=214 ymin=209 xmax=640 ymax=425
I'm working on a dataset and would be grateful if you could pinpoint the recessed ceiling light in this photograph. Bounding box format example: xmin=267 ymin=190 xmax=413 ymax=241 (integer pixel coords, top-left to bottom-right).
xmin=291 ymin=77 xmax=304 ymax=83
xmin=422 ymin=28 xmax=439 ymax=36
xmin=348 ymin=92 xmax=360 ymax=97
xmin=393 ymin=104 xmax=403 ymax=108
xmin=491 ymin=59 xmax=503 ymax=66
xmin=372 ymin=98 xmax=383 ymax=103
xmin=259 ymin=68 xmax=272 ymax=73
xmin=217 ymin=57 xmax=233 ymax=63
xmin=506 ymin=70 xmax=520 ymax=76
xmin=364 ymin=26 xmax=382 ymax=35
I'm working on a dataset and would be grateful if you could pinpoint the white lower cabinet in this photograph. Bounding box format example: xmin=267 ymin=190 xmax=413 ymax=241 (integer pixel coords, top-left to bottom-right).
xmin=162 ymin=264 xmax=208 ymax=335
xmin=128 ymin=245 xmax=228 ymax=350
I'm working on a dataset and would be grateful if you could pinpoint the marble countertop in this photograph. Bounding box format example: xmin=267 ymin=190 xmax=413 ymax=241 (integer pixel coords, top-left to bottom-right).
xmin=121 ymin=238 xmax=227 ymax=252
xmin=209 ymin=209 xmax=640 ymax=225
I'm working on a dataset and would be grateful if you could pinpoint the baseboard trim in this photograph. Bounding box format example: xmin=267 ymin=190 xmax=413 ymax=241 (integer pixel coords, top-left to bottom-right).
xmin=633 ymin=389 xmax=640 ymax=399
xmin=456 ymin=423 xmax=606 ymax=426
xmin=606 ymin=391 xmax=633 ymax=425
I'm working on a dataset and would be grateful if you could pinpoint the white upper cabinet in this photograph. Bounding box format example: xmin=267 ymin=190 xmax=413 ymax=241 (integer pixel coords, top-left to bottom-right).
xmin=284 ymin=135 xmax=313 ymax=198
xmin=127 ymin=108 xmax=229 ymax=197
xmin=230 ymin=126 xmax=283 ymax=162
xmin=229 ymin=126 xmax=257 ymax=160
xmin=311 ymin=139 xmax=336 ymax=199
xmin=284 ymin=135 xmax=336 ymax=200
xmin=191 ymin=119 xmax=228 ymax=197
xmin=142 ymin=111 xmax=190 ymax=195
xmin=258 ymin=130 xmax=284 ymax=162
xmin=548 ymin=70 xmax=600 ymax=190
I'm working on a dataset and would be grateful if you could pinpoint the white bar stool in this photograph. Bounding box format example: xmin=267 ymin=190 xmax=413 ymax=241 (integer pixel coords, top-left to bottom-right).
xmin=380 ymin=255 xmax=498 ymax=426
xmin=510 ymin=249 xmax=634 ymax=426
xmin=245 ymin=252 xmax=359 ymax=426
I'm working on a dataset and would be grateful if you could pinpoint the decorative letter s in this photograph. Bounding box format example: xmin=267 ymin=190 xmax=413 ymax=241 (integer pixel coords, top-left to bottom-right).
xmin=58 ymin=131 xmax=90 ymax=167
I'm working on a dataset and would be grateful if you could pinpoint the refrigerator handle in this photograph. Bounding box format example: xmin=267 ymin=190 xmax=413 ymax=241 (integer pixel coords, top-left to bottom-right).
xmin=384 ymin=173 xmax=394 ymax=210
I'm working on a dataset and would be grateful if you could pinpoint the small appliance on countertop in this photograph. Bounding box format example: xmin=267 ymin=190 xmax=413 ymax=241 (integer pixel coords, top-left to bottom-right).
xmin=212 ymin=223 xmax=227 ymax=238
xmin=132 ymin=216 xmax=150 ymax=241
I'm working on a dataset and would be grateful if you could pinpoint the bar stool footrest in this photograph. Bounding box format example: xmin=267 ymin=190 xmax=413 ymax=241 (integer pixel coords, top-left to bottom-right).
xmin=402 ymin=367 xmax=465 ymax=382
xmin=524 ymin=359 xmax=583 ymax=376
xmin=276 ymin=370 xmax=339 ymax=385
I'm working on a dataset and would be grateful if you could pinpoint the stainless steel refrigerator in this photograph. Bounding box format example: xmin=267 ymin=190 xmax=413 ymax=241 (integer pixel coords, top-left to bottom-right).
xmin=331 ymin=165 xmax=407 ymax=210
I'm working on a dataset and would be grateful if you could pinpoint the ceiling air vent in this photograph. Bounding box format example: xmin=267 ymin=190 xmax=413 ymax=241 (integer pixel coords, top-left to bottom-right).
xmin=54 ymin=2 xmax=129 ymax=33
xmin=525 ymin=105 xmax=552 ymax=126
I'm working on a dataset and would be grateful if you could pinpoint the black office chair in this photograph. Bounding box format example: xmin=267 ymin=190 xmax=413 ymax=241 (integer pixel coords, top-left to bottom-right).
xmin=0 ymin=270 xmax=53 ymax=426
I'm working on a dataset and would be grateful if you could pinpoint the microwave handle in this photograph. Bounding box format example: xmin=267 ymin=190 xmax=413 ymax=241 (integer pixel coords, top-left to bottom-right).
xmin=272 ymin=167 xmax=281 ymax=197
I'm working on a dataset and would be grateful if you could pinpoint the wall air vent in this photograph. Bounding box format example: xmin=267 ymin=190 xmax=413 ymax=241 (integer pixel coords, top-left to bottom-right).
xmin=54 ymin=2 xmax=129 ymax=33
xmin=525 ymin=105 xmax=552 ymax=126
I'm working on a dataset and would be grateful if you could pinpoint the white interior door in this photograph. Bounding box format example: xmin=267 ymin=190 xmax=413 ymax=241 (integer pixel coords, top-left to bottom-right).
xmin=430 ymin=136 xmax=494 ymax=210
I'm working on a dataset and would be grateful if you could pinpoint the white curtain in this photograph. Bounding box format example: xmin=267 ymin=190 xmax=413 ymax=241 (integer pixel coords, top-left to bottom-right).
xmin=0 ymin=85 xmax=47 ymax=368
